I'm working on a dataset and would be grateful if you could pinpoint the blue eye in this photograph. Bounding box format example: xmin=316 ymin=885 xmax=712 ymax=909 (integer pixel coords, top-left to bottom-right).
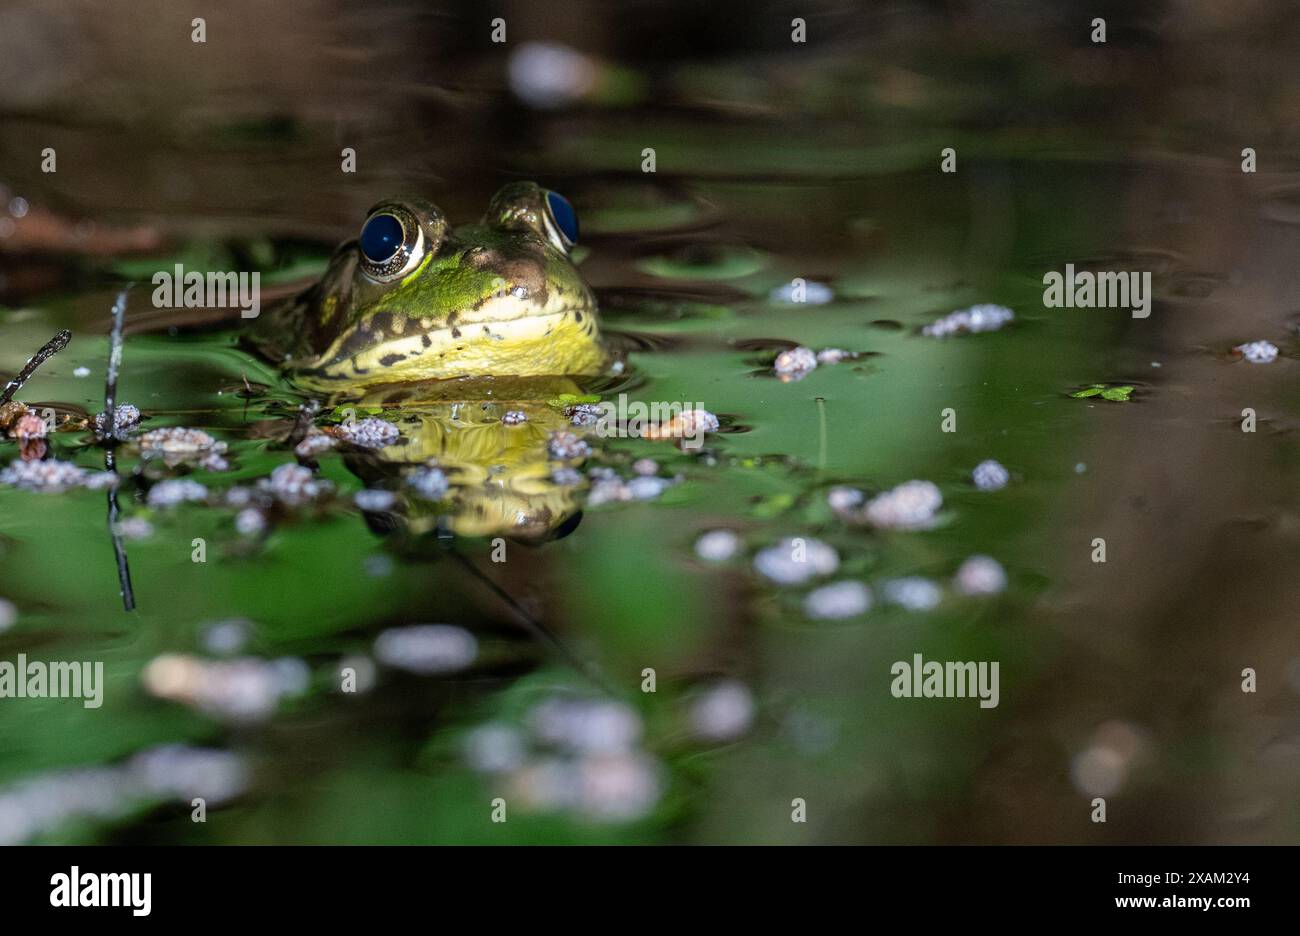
xmin=545 ymin=190 xmax=578 ymax=246
xmin=360 ymin=213 xmax=404 ymax=263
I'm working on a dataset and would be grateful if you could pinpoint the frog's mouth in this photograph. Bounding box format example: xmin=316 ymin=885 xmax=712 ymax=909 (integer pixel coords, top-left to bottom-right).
xmin=291 ymin=303 xmax=604 ymax=388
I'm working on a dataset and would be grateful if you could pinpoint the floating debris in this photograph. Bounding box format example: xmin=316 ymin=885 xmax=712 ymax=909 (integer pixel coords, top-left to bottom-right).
xmin=804 ymin=580 xmax=872 ymax=619
xmin=687 ymin=680 xmax=755 ymax=742
xmin=1234 ymin=340 xmax=1279 ymax=364
xmin=827 ymin=485 xmax=866 ymax=517
xmin=647 ymin=408 xmax=719 ymax=442
xmin=464 ymin=694 xmax=663 ymax=824
xmin=463 ymin=723 xmax=528 ymax=774
xmin=146 ymin=478 xmax=208 ymax=508
xmin=373 ymin=624 xmax=478 ymax=675
xmin=528 ymin=698 xmax=643 ymax=755
xmin=1 ymin=458 xmax=101 ymax=493
xmin=922 ymin=303 xmax=1014 ymax=337
xmin=12 ymin=412 xmax=48 ymax=460
xmin=548 ymin=430 xmax=592 ymax=460
xmin=331 ymin=416 xmax=400 ymax=449
xmin=141 ymin=653 xmax=309 ymax=722
xmin=234 ymin=508 xmax=266 ymax=537
xmin=626 ymin=475 xmax=672 ymax=500
xmin=551 ymin=467 xmax=583 ymax=486
xmin=258 ymin=463 xmax=329 ymax=505
xmin=406 ymin=463 xmax=449 ymax=500
xmin=354 ymin=488 xmax=397 ymax=512
xmin=753 ymin=537 xmax=839 ymax=585
xmin=93 ymin=403 xmax=141 ymax=435
xmin=73 ymin=366 xmax=90 ymax=378
xmin=881 ymin=577 xmax=943 ymax=611
xmin=864 ymin=480 xmax=942 ymax=530
xmin=572 ymin=753 xmax=663 ymax=822
xmin=1070 ymin=383 xmax=1134 ymax=402
xmin=587 ymin=476 xmax=631 ymax=506
xmin=816 ymin=348 xmax=854 ymax=365
xmin=200 ymin=619 xmax=253 ymax=656
xmin=566 ymin=403 xmax=605 ymax=427
xmin=138 ymin=426 xmax=226 ymax=468
xmin=501 ymin=410 xmax=528 ymax=426
xmin=774 ymin=346 xmax=817 ymax=381
xmin=508 ymin=40 xmax=601 ymax=109
xmin=112 ymin=516 xmax=154 ymax=540
xmin=972 ymin=459 xmax=1010 ymax=491
xmin=0 ymin=744 xmax=248 ymax=846
xmin=694 ymin=529 xmax=740 ymax=562
xmin=294 ymin=431 xmax=336 ymax=458
xmin=1070 ymin=721 xmax=1146 ymax=798
xmin=0 ymin=599 xmax=15 ymax=633
xmin=954 ymin=555 xmax=1007 ymax=596
xmin=632 ymin=458 xmax=658 ymax=476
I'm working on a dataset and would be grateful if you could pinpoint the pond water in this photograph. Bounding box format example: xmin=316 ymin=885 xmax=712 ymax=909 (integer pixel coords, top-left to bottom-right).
xmin=0 ymin=1 xmax=1298 ymax=844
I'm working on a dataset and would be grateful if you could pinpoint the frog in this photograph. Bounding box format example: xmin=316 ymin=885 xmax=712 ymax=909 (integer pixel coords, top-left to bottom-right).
xmin=249 ymin=181 xmax=606 ymax=389
xmin=249 ymin=183 xmax=613 ymax=540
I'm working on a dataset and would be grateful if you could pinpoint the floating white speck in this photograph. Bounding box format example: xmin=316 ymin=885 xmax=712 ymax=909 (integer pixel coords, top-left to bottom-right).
xmin=774 ymin=346 xmax=817 ymax=381
xmin=527 ymin=698 xmax=643 ymax=755
xmin=73 ymin=366 xmax=90 ymax=378
xmin=972 ymin=459 xmax=1010 ymax=491
xmin=373 ymin=624 xmax=477 ymax=675
xmin=804 ymin=580 xmax=872 ymax=619
xmin=687 ymin=680 xmax=755 ymax=742
xmin=508 ymin=41 xmax=599 ymax=109
xmin=753 ymin=537 xmax=839 ymax=585
xmin=954 ymin=555 xmax=1007 ymax=596
xmin=354 ymin=488 xmax=397 ymax=512
xmin=146 ymin=478 xmax=208 ymax=508
xmin=548 ymin=430 xmax=592 ymax=460
xmin=406 ymin=463 xmax=449 ymax=500
xmin=626 ymin=475 xmax=670 ymax=500
xmin=464 ymin=723 xmax=528 ymax=774
xmin=694 ymin=529 xmax=740 ymax=562
xmin=334 ymin=416 xmax=400 ymax=448
xmin=864 ymin=480 xmax=942 ymax=530
xmin=923 ymin=303 xmax=1014 ymax=337
xmin=1235 ymin=340 xmax=1279 ymax=364
xmin=881 ymin=577 xmax=943 ymax=611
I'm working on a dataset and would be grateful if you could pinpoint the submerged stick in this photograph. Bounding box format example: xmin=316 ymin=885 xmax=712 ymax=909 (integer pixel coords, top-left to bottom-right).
xmin=0 ymin=329 xmax=71 ymax=406
xmin=104 ymin=286 xmax=136 ymax=612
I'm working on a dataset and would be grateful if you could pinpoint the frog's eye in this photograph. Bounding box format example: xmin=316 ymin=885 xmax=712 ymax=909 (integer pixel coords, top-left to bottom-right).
xmin=542 ymin=190 xmax=579 ymax=251
xmin=358 ymin=208 xmax=425 ymax=281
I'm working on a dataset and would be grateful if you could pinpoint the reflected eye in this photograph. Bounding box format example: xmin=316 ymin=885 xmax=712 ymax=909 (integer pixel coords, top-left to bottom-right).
xmin=543 ymin=190 xmax=579 ymax=249
xmin=360 ymin=213 xmax=404 ymax=263
xmin=357 ymin=207 xmax=424 ymax=280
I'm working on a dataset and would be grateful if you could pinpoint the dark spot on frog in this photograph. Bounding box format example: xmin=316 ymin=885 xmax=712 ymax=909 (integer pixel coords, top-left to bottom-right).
xmin=380 ymin=353 xmax=405 ymax=367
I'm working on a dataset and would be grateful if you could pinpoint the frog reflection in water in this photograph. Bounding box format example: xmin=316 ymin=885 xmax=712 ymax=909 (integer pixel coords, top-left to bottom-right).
xmin=250 ymin=182 xmax=612 ymax=539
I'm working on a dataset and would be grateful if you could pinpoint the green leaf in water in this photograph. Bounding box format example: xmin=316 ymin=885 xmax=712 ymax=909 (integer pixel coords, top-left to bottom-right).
xmin=1070 ymin=384 xmax=1134 ymax=401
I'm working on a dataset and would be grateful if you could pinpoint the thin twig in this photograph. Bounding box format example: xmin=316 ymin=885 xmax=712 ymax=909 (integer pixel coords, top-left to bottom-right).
xmin=0 ymin=330 xmax=71 ymax=406
xmin=106 ymin=448 xmax=135 ymax=612
xmin=103 ymin=287 xmax=131 ymax=438
xmin=447 ymin=547 xmax=616 ymax=696
xmin=104 ymin=286 xmax=136 ymax=612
